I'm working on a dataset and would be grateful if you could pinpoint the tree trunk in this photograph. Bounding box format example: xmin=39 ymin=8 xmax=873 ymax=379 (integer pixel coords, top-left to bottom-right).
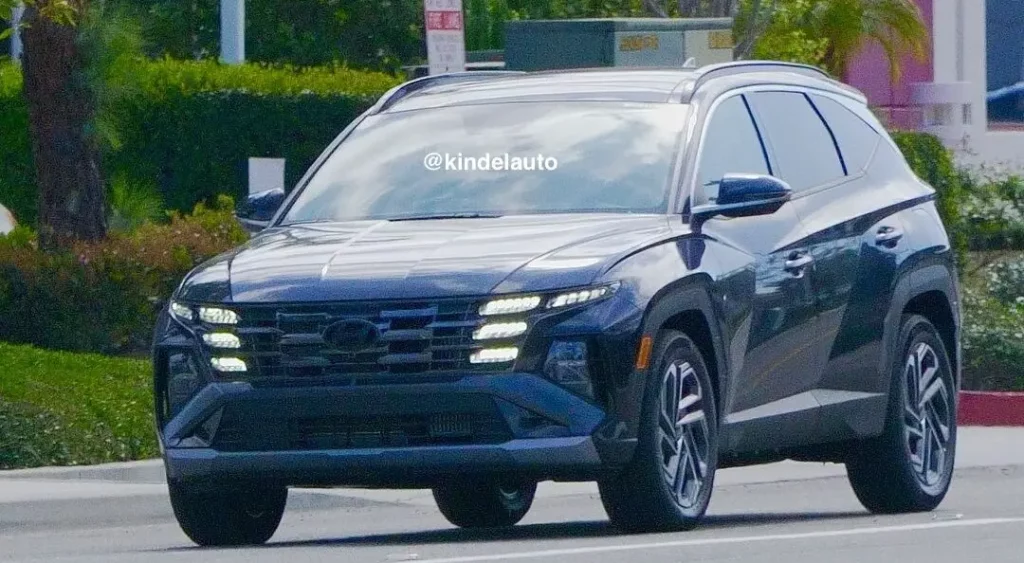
xmin=679 ymin=0 xmax=736 ymax=17
xmin=643 ymin=0 xmax=669 ymax=18
xmin=20 ymin=1 xmax=106 ymax=250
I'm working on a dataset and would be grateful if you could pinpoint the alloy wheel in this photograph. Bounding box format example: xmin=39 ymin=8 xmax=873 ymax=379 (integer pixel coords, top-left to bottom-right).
xmin=657 ymin=360 xmax=710 ymax=509
xmin=903 ymin=342 xmax=953 ymax=488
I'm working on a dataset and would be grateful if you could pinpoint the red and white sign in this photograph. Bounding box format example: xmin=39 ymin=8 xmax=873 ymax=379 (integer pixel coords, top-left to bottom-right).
xmin=424 ymin=0 xmax=465 ymax=75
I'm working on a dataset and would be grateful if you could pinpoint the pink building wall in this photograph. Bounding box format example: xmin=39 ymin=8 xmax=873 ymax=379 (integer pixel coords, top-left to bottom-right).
xmin=843 ymin=0 xmax=934 ymax=129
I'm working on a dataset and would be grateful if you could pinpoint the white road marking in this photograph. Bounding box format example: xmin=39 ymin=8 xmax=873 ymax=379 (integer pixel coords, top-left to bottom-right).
xmin=413 ymin=517 xmax=1024 ymax=563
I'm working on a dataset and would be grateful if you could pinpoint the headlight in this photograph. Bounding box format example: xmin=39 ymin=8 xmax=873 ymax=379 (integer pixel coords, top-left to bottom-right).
xmin=169 ymin=301 xmax=194 ymax=323
xmin=166 ymin=352 xmax=201 ymax=417
xmin=544 ymin=341 xmax=593 ymax=398
xmin=479 ymin=295 xmax=541 ymax=316
xmin=199 ymin=307 xmax=240 ymax=325
xmin=547 ymin=282 xmax=620 ymax=309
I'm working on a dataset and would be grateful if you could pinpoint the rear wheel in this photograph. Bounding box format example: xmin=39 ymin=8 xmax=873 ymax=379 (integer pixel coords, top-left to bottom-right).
xmin=168 ymin=481 xmax=287 ymax=547
xmin=846 ymin=314 xmax=957 ymax=513
xmin=599 ymin=330 xmax=718 ymax=532
xmin=433 ymin=479 xmax=537 ymax=528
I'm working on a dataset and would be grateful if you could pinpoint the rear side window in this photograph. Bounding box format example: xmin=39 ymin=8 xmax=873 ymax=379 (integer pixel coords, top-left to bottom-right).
xmin=696 ymin=95 xmax=770 ymax=203
xmin=809 ymin=94 xmax=881 ymax=174
xmin=746 ymin=91 xmax=845 ymax=192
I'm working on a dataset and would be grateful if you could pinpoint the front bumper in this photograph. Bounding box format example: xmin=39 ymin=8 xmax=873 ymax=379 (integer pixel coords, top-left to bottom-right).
xmin=161 ymin=374 xmax=633 ymax=488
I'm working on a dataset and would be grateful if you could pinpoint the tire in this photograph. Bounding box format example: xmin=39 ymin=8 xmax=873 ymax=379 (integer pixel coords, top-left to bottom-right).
xmin=846 ymin=314 xmax=957 ymax=513
xmin=599 ymin=330 xmax=719 ymax=533
xmin=433 ymin=479 xmax=537 ymax=528
xmin=168 ymin=481 xmax=288 ymax=547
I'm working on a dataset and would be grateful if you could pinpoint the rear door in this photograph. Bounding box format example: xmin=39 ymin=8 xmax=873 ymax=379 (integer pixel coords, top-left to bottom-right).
xmin=747 ymin=90 xmax=908 ymax=442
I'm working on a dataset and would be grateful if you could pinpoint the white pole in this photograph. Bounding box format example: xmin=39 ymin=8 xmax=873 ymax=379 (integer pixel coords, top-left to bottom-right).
xmin=10 ymin=3 xmax=24 ymax=63
xmin=220 ymin=0 xmax=245 ymax=64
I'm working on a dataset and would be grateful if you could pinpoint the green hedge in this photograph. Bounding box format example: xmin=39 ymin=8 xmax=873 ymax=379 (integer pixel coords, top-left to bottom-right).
xmin=0 ymin=59 xmax=402 ymax=224
xmin=891 ymin=131 xmax=969 ymax=267
xmin=0 ymin=197 xmax=248 ymax=353
xmin=0 ymin=342 xmax=155 ymax=469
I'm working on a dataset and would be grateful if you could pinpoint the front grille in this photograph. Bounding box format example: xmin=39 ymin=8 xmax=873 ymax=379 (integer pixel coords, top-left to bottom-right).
xmin=212 ymin=410 xmax=511 ymax=452
xmin=220 ymin=299 xmax=509 ymax=381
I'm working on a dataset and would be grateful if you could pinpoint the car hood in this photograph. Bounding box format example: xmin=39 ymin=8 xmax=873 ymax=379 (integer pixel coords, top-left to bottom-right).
xmin=177 ymin=214 xmax=681 ymax=303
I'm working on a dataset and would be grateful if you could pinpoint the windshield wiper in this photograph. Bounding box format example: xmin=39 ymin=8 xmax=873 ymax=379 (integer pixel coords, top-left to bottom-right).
xmin=388 ymin=213 xmax=503 ymax=222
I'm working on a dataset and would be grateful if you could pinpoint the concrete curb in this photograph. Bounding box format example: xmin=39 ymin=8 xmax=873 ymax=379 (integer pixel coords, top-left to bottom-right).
xmin=0 ymin=459 xmax=165 ymax=484
xmin=959 ymin=391 xmax=1024 ymax=427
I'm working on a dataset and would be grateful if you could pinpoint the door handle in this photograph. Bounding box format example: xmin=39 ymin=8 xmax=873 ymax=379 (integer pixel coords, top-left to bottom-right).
xmin=875 ymin=226 xmax=904 ymax=247
xmin=784 ymin=252 xmax=814 ymax=275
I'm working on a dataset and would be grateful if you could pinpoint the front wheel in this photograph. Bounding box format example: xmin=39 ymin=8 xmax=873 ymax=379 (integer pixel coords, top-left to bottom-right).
xmin=168 ymin=481 xmax=287 ymax=547
xmin=599 ymin=330 xmax=719 ymax=533
xmin=433 ymin=479 xmax=537 ymax=528
xmin=846 ymin=314 xmax=957 ymax=513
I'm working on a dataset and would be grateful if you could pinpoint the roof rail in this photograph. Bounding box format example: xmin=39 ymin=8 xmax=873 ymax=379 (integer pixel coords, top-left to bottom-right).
xmin=371 ymin=71 xmax=526 ymax=113
xmin=696 ymin=60 xmax=831 ymax=82
xmin=685 ymin=60 xmax=865 ymax=103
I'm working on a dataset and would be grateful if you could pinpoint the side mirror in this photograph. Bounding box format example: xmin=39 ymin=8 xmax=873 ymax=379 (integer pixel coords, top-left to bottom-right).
xmin=690 ymin=174 xmax=792 ymax=227
xmin=236 ymin=188 xmax=286 ymax=233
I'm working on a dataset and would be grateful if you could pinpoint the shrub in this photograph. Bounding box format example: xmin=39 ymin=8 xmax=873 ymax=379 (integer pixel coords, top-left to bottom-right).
xmin=0 ymin=343 xmax=156 ymax=469
xmin=0 ymin=196 xmax=247 ymax=353
xmin=959 ymin=251 xmax=1024 ymax=391
xmin=962 ymin=175 xmax=1024 ymax=251
xmin=107 ymin=174 xmax=165 ymax=232
xmin=0 ymin=59 xmax=401 ymax=225
xmin=891 ymin=131 xmax=969 ymax=267
xmin=962 ymin=283 xmax=1024 ymax=391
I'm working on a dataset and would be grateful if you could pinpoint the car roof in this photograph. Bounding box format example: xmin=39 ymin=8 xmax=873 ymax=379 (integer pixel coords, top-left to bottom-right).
xmin=377 ymin=63 xmax=867 ymax=114
xmin=381 ymin=69 xmax=699 ymax=111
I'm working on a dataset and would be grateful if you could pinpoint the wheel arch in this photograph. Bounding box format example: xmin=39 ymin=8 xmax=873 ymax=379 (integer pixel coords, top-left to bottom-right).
xmin=903 ymin=290 xmax=959 ymax=386
xmin=639 ymin=276 xmax=730 ymax=418
xmin=884 ymin=262 xmax=962 ymax=391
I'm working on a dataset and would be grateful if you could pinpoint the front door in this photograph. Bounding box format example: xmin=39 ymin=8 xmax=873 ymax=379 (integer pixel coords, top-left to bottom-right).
xmin=691 ymin=93 xmax=821 ymax=454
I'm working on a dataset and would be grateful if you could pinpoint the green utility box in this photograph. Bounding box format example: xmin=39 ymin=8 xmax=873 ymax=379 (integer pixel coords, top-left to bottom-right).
xmin=504 ymin=18 xmax=734 ymax=71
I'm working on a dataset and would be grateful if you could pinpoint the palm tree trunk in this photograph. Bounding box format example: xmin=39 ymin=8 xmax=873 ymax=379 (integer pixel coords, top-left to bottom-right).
xmin=20 ymin=1 xmax=107 ymax=249
xmin=643 ymin=0 xmax=669 ymax=17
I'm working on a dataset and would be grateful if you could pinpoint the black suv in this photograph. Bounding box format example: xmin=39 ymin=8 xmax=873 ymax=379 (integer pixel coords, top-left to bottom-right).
xmin=154 ymin=62 xmax=961 ymax=546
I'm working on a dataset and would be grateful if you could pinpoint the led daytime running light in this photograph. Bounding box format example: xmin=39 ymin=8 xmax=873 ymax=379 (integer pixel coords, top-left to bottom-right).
xmin=169 ymin=301 xmax=194 ymax=322
xmin=210 ymin=357 xmax=247 ymax=372
xmin=547 ymin=283 xmax=619 ymax=309
xmin=469 ymin=347 xmax=519 ymax=364
xmin=199 ymin=307 xmax=240 ymax=325
xmin=479 ymin=296 xmax=541 ymax=316
xmin=202 ymin=332 xmax=242 ymax=349
xmin=473 ymin=322 xmax=528 ymax=341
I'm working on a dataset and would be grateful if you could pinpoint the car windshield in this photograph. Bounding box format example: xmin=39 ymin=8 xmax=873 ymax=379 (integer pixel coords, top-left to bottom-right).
xmin=280 ymin=101 xmax=689 ymax=223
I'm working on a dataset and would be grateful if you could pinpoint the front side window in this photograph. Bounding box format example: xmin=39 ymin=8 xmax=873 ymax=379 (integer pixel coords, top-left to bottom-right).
xmin=281 ymin=102 xmax=690 ymax=223
xmin=695 ymin=95 xmax=770 ymax=203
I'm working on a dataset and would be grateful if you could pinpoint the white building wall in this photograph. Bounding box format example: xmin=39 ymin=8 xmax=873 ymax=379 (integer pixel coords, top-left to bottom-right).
xmin=931 ymin=0 xmax=1024 ymax=175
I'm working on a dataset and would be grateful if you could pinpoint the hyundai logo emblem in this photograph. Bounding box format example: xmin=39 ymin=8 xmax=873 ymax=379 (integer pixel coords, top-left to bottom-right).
xmin=322 ymin=319 xmax=381 ymax=352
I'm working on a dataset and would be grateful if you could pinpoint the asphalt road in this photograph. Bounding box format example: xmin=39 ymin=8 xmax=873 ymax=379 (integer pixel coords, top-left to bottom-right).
xmin=3 ymin=428 xmax=1024 ymax=563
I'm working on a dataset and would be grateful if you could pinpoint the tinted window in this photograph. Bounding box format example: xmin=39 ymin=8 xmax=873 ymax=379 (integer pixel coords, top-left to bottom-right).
xmin=696 ymin=95 xmax=770 ymax=203
xmin=746 ymin=91 xmax=844 ymax=191
xmin=809 ymin=94 xmax=881 ymax=174
xmin=282 ymin=102 xmax=689 ymax=223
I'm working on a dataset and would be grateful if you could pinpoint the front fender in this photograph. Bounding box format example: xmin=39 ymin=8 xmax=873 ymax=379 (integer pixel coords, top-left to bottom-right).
xmin=594 ymin=237 xmax=735 ymax=452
